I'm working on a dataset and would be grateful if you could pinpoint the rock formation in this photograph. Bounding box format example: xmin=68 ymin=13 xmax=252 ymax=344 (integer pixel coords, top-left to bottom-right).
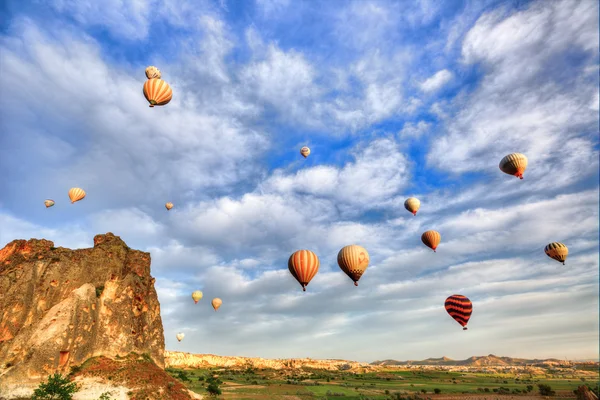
xmin=165 ymin=351 xmax=374 ymax=371
xmin=0 ymin=233 xmax=165 ymax=388
xmin=576 ymin=385 xmax=599 ymax=400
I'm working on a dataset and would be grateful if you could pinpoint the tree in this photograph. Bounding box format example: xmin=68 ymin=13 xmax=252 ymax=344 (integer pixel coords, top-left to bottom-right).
xmin=538 ymin=384 xmax=555 ymax=396
xmin=206 ymin=376 xmax=222 ymax=397
xmin=434 ymin=388 xmax=441 ymax=394
xmin=31 ymin=373 xmax=79 ymax=400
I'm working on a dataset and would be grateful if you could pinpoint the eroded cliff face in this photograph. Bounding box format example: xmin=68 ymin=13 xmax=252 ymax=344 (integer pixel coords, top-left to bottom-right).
xmin=0 ymin=233 xmax=165 ymax=386
xmin=165 ymin=351 xmax=374 ymax=372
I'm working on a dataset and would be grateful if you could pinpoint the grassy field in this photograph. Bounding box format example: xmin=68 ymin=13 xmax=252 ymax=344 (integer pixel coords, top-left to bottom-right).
xmin=165 ymin=365 xmax=600 ymax=400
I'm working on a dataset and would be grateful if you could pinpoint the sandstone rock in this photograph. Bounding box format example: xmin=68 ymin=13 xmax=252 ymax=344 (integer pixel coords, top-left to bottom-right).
xmin=165 ymin=351 xmax=374 ymax=372
xmin=0 ymin=233 xmax=165 ymax=388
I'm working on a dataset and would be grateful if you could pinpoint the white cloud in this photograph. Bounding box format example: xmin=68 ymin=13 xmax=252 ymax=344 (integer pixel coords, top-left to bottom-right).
xmin=420 ymin=69 xmax=454 ymax=92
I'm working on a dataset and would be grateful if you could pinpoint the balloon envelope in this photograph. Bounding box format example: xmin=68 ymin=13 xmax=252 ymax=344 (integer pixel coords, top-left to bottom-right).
xmin=404 ymin=197 xmax=420 ymax=216
xmin=192 ymin=290 xmax=203 ymax=304
xmin=421 ymin=230 xmax=441 ymax=252
xmin=165 ymin=202 xmax=174 ymax=210
xmin=68 ymin=188 xmax=86 ymax=204
xmin=445 ymin=294 xmax=472 ymax=330
xmin=143 ymin=78 xmax=173 ymax=107
xmin=212 ymin=298 xmax=222 ymax=311
xmin=145 ymin=66 xmax=161 ymax=79
xmin=337 ymin=245 xmax=370 ymax=286
xmin=300 ymin=146 xmax=311 ymax=158
xmin=44 ymin=199 xmax=55 ymax=208
xmin=176 ymin=332 xmax=185 ymax=342
xmin=545 ymin=242 xmax=568 ymax=265
xmin=288 ymin=250 xmax=320 ymax=291
xmin=499 ymin=153 xmax=528 ymax=179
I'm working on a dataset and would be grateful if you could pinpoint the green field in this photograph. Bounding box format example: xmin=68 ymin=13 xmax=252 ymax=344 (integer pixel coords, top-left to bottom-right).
xmin=165 ymin=365 xmax=599 ymax=399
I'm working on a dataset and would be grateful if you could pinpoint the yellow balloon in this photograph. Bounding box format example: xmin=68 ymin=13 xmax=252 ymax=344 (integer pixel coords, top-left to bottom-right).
xmin=68 ymin=188 xmax=86 ymax=204
xmin=545 ymin=242 xmax=568 ymax=265
xmin=212 ymin=298 xmax=222 ymax=311
xmin=404 ymin=197 xmax=420 ymax=216
xmin=165 ymin=202 xmax=174 ymax=210
xmin=337 ymin=245 xmax=370 ymax=286
xmin=192 ymin=290 xmax=203 ymax=304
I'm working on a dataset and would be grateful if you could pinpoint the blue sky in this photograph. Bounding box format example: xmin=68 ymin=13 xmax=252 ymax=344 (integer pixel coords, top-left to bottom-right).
xmin=0 ymin=0 xmax=598 ymax=362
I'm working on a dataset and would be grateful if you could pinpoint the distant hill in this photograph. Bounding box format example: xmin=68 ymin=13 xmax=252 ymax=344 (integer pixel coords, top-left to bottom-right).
xmin=370 ymin=354 xmax=569 ymax=366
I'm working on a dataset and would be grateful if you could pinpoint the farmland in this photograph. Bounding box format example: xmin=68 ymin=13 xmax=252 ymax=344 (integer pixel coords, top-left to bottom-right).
xmin=165 ymin=364 xmax=599 ymax=400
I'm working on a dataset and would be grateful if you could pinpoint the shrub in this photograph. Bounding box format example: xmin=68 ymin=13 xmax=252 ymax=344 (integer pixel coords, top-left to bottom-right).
xmin=433 ymin=388 xmax=441 ymax=394
xmin=538 ymin=384 xmax=555 ymax=396
xmin=31 ymin=373 xmax=79 ymax=400
xmin=98 ymin=392 xmax=113 ymax=400
xmin=95 ymin=286 xmax=105 ymax=298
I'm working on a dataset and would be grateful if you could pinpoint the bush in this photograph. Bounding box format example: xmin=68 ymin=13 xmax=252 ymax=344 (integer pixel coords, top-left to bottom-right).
xmin=433 ymin=388 xmax=441 ymax=394
xmin=98 ymin=392 xmax=113 ymax=400
xmin=31 ymin=373 xmax=79 ymax=400
xmin=538 ymin=384 xmax=555 ymax=396
xmin=206 ymin=376 xmax=222 ymax=397
xmin=95 ymin=286 xmax=105 ymax=298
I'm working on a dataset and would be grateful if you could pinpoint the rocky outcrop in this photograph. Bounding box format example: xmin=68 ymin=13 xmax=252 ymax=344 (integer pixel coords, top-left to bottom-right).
xmin=0 ymin=233 xmax=165 ymax=387
xmin=165 ymin=351 xmax=374 ymax=371
xmin=576 ymin=385 xmax=599 ymax=400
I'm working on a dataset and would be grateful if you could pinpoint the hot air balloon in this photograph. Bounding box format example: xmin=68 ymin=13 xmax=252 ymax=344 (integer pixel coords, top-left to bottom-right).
xmin=165 ymin=202 xmax=174 ymax=211
xmin=545 ymin=242 xmax=568 ymax=265
xmin=145 ymin=66 xmax=161 ymax=80
xmin=192 ymin=291 xmax=203 ymax=304
xmin=212 ymin=298 xmax=222 ymax=311
xmin=445 ymin=294 xmax=472 ymax=330
xmin=68 ymin=188 xmax=86 ymax=204
xmin=421 ymin=230 xmax=441 ymax=252
xmin=300 ymin=146 xmax=311 ymax=158
xmin=143 ymin=78 xmax=173 ymax=107
xmin=176 ymin=332 xmax=185 ymax=342
xmin=404 ymin=197 xmax=420 ymax=216
xmin=288 ymin=250 xmax=320 ymax=291
xmin=44 ymin=199 xmax=55 ymax=208
xmin=499 ymin=153 xmax=528 ymax=179
xmin=337 ymin=245 xmax=370 ymax=286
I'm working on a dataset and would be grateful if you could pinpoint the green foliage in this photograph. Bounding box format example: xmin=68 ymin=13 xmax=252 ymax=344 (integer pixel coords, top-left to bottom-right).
xmin=433 ymin=388 xmax=441 ymax=394
xmin=141 ymin=353 xmax=153 ymax=362
xmin=98 ymin=392 xmax=113 ymax=400
xmin=95 ymin=285 xmax=105 ymax=298
xmin=176 ymin=370 xmax=191 ymax=382
xmin=206 ymin=375 xmax=222 ymax=397
xmin=31 ymin=373 xmax=79 ymax=400
xmin=68 ymin=365 xmax=82 ymax=376
xmin=538 ymin=383 xmax=555 ymax=396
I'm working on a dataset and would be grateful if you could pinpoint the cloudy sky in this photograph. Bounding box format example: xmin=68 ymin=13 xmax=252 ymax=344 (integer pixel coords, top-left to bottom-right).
xmin=1 ymin=0 xmax=598 ymax=363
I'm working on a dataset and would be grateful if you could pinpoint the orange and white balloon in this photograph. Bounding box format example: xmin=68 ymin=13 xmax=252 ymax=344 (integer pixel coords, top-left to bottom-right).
xmin=165 ymin=202 xmax=174 ymax=211
xmin=404 ymin=197 xmax=420 ymax=216
xmin=143 ymin=77 xmax=172 ymax=107
xmin=68 ymin=188 xmax=86 ymax=204
xmin=288 ymin=250 xmax=320 ymax=291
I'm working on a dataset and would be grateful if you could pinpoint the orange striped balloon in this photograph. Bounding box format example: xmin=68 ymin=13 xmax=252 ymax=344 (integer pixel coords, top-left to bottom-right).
xmin=421 ymin=230 xmax=441 ymax=252
xmin=288 ymin=250 xmax=320 ymax=291
xmin=544 ymin=242 xmax=568 ymax=265
xmin=337 ymin=245 xmax=370 ymax=286
xmin=143 ymin=78 xmax=173 ymax=107
xmin=68 ymin=188 xmax=86 ymax=204
xmin=499 ymin=153 xmax=528 ymax=179
xmin=445 ymin=294 xmax=472 ymax=330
